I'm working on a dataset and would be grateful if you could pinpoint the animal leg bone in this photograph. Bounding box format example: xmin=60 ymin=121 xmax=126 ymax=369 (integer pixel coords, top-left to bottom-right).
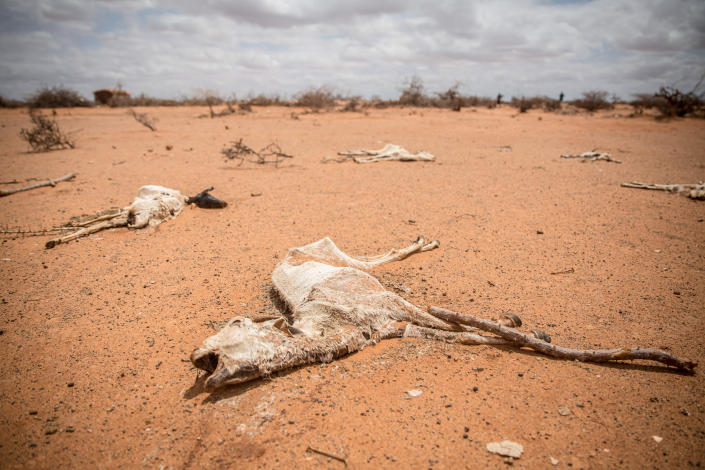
xmin=429 ymin=306 xmax=696 ymax=371
xmin=45 ymin=213 xmax=128 ymax=248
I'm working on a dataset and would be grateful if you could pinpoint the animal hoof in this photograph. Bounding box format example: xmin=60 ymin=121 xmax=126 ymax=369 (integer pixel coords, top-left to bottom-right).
xmin=499 ymin=313 xmax=522 ymax=328
xmin=531 ymin=329 xmax=551 ymax=343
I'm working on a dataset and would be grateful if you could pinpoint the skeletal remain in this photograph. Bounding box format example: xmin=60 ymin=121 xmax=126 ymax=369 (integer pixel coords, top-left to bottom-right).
xmin=45 ymin=185 xmax=226 ymax=248
xmin=191 ymin=237 xmax=695 ymax=390
xmin=621 ymin=181 xmax=705 ymax=200
xmin=325 ymin=144 xmax=435 ymax=163
xmin=560 ymin=151 xmax=621 ymax=163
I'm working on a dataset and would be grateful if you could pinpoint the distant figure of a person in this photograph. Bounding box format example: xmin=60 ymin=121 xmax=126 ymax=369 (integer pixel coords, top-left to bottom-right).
xmin=496 ymin=93 xmax=503 ymax=105
xmin=559 ymin=91 xmax=565 ymax=102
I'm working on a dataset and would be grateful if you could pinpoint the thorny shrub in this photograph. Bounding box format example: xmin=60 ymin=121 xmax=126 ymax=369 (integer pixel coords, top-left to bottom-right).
xmin=19 ymin=111 xmax=75 ymax=152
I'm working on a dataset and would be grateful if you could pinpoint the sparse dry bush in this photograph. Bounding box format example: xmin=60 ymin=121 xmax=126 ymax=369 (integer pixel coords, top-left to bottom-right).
xmin=462 ymin=95 xmax=496 ymax=108
xmin=573 ymin=90 xmax=613 ymax=112
xmin=19 ymin=111 xmax=75 ymax=152
xmin=27 ymin=86 xmax=90 ymax=109
xmin=127 ymin=94 xmax=181 ymax=107
xmin=295 ymin=86 xmax=336 ymax=110
xmin=340 ymin=96 xmax=361 ymax=112
xmin=128 ymin=109 xmax=158 ymax=131
xmin=653 ymin=86 xmax=704 ymax=118
xmin=245 ymin=93 xmax=286 ymax=107
xmin=0 ymin=95 xmax=24 ymax=108
xmin=399 ymin=76 xmax=430 ymax=107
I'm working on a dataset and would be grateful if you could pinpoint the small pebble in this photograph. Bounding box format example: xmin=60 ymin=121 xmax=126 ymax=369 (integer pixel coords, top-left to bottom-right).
xmin=45 ymin=426 xmax=58 ymax=435
xmin=67 ymin=382 xmax=74 ymax=387
xmin=65 ymin=426 xmax=74 ymax=433
xmin=473 ymin=386 xmax=479 ymax=392
xmin=29 ymin=410 xmax=38 ymax=415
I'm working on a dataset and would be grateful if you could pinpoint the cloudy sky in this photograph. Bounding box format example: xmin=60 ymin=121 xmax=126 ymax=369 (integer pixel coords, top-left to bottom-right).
xmin=1 ymin=0 xmax=703 ymax=101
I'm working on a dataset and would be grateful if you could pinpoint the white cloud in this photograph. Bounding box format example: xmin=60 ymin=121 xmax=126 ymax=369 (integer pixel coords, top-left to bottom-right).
xmin=0 ymin=0 xmax=703 ymax=101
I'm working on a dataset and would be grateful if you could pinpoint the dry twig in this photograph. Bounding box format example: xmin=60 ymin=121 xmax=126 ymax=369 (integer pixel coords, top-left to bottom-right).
xmin=221 ymin=139 xmax=293 ymax=167
xmin=128 ymin=109 xmax=157 ymax=131
xmin=0 ymin=173 xmax=76 ymax=198
xmin=428 ymin=306 xmax=696 ymax=371
xmin=306 ymin=446 xmax=347 ymax=466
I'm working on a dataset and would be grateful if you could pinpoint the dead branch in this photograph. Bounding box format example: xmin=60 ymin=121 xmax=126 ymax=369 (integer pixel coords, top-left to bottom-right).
xmin=0 ymin=173 xmax=76 ymax=198
xmin=221 ymin=139 xmax=293 ymax=167
xmin=621 ymin=181 xmax=705 ymax=200
xmin=306 ymin=446 xmax=347 ymax=466
xmin=560 ymin=151 xmax=621 ymax=163
xmin=428 ymin=306 xmax=696 ymax=371
xmin=128 ymin=109 xmax=157 ymax=131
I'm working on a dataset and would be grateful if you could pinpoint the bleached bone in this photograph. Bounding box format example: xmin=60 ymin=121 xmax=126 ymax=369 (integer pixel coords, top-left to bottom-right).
xmin=191 ymin=237 xmax=500 ymax=389
xmin=621 ymin=181 xmax=705 ymax=200
xmin=327 ymin=144 xmax=435 ymax=163
xmin=560 ymin=151 xmax=621 ymax=163
xmin=46 ymin=185 xmax=226 ymax=248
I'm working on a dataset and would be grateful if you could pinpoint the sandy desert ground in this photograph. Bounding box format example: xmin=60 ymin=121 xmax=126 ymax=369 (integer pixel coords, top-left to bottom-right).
xmin=0 ymin=104 xmax=704 ymax=469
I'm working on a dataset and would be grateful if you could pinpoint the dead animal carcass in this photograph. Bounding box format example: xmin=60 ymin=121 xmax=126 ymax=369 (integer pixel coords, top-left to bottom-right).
xmin=621 ymin=181 xmax=705 ymax=200
xmin=46 ymin=185 xmax=226 ymax=248
xmin=191 ymin=237 xmax=696 ymax=390
xmin=326 ymin=144 xmax=436 ymax=163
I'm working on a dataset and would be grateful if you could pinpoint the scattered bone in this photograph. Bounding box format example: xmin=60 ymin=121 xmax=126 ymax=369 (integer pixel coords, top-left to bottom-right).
xmin=652 ymin=435 xmax=663 ymax=443
xmin=486 ymin=440 xmax=523 ymax=459
xmin=191 ymin=237 xmax=696 ymax=390
xmin=45 ymin=185 xmax=226 ymax=249
xmin=0 ymin=173 xmax=75 ymax=198
xmin=407 ymin=389 xmax=423 ymax=397
xmin=561 ymin=151 xmax=621 ymax=163
xmin=621 ymin=181 xmax=705 ymax=200
xmin=325 ymin=144 xmax=435 ymax=163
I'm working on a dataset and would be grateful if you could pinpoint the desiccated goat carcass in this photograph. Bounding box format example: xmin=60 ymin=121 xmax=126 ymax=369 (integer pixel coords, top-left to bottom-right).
xmin=191 ymin=237 xmax=523 ymax=390
xmin=191 ymin=237 xmax=696 ymax=390
xmin=325 ymin=144 xmax=435 ymax=163
xmin=45 ymin=185 xmax=227 ymax=248
xmin=621 ymin=181 xmax=705 ymax=200
xmin=560 ymin=151 xmax=621 ymax=163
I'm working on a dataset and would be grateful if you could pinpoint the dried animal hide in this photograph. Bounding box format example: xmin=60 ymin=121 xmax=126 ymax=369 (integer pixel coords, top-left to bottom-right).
xmin=328 ymin=144 xmax=436 ymax=163
xmin=621 ymin=181 xmax=705 ymax=200
xmin=191 ymin=236 xmax=483 ymax=389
